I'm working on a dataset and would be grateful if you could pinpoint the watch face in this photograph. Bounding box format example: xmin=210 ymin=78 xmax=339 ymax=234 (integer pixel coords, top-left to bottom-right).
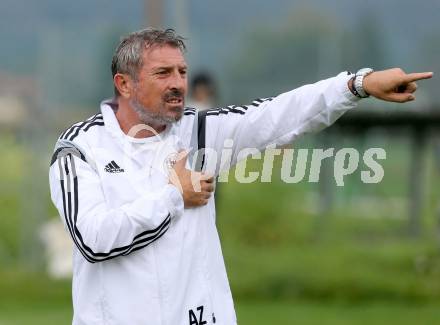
xmin=357 ymin=68 xmax=374 ymax=76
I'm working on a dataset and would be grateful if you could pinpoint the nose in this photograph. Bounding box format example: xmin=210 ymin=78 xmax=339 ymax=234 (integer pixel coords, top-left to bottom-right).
xmin=169 ymin=69 xmax=187 ymax=93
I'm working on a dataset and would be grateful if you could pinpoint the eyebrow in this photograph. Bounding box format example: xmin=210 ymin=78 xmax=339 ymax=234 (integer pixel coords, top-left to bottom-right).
xmin=152 ymin=64 xmax=187 ymax=71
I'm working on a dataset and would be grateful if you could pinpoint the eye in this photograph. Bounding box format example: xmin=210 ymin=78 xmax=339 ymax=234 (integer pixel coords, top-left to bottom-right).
xmin=180 ymin=69 xmax=187 ymax=76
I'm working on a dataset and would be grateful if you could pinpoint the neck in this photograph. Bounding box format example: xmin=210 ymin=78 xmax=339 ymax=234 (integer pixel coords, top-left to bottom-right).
xmin=115 ymin=97 xmax=166 ymax=138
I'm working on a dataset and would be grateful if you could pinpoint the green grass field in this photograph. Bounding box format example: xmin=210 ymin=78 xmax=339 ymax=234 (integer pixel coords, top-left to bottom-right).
xmin=1 ymin=266 xmax=440 ymax=325
xmin=1 ymin=267 xmax=440 ymax=325
xmin=2 ymin=298 xmax=440 ymax=325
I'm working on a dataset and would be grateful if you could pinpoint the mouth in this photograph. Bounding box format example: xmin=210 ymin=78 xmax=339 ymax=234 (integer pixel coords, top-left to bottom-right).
xmin=165 ymin=97 xmax=184 ymax=106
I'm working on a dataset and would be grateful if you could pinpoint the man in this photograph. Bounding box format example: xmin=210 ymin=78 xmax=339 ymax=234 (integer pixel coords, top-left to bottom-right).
xmin=49 ymin=28 xmax=432 ymax=325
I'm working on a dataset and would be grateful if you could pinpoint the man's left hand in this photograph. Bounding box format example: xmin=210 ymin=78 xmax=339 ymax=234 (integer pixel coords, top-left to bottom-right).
xmin=363 ymin=68 xmax=433 ymax=103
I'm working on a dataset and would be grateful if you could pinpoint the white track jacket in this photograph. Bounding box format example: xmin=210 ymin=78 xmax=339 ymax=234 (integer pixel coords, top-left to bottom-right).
xmin=49 ymin=72 xmax=359 ymax=325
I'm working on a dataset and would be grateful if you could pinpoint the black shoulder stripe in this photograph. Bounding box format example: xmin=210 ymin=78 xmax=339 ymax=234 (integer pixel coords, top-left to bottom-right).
xmin=59 ymin=114 xmax=100 ymax=139
xmin=61 ymin=113 xmax=103 ymax=141
xmin=254 ymin=97 xmax=273 ymax=103
xmin=205 ymin=98 xmax=273 ymax=116
xmin=206 ymin=106 xmax=245 ymax=116
xmin=66 ymin=115 xmax=104 ymax=141
xmin=59 ymin=122 xmax=81 ymax=139
xmin=81 ymin=121 xmax=105 ymax=134
xmin=184 ymin=107 xmax=196 ymax=116
xmin=60 ymin=113 xmax=101 ymax=140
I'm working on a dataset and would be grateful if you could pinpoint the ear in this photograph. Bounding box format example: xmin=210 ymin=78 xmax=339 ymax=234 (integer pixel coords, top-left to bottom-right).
xmin=114 ymin=73 xmax=134 ymax=98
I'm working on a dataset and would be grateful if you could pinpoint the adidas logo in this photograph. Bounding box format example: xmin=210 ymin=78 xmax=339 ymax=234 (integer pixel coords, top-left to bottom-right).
xmin=104 ymin=161 xmax=125 ymax=173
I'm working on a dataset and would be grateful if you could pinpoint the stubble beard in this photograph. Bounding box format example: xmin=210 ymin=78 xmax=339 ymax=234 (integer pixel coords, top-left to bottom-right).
xmin=130 ymin=97 xmax=182 ymax=128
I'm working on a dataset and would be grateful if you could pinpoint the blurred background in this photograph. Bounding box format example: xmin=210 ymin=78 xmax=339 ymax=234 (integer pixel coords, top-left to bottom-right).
xmin=1 ymin=0 xmax=440 ymax=324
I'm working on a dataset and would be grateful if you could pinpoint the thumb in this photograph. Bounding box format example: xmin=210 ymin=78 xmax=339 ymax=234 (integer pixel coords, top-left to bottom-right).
xmin=387 ymin=92 xmax=415 ymax=103
xmin=173 ymin=150 xmax=189 ymax=170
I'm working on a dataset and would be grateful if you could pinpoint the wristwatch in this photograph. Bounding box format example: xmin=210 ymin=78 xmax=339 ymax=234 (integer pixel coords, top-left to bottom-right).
xmin=353 ymin=68 xmax=374 ymax=98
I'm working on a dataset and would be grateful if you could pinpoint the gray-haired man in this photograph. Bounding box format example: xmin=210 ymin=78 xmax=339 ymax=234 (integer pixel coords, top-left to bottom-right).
xmin=49 ymin=28 xmax=432 ymax=325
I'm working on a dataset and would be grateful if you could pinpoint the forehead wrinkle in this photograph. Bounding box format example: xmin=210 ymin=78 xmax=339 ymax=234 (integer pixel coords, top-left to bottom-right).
xmin=147 ymin=56 xmax=187 ymax=68
xmin=151 ymin=63 xmax=188 ymax=71
xmin=142 ymin=47 xmax=186 ymax=68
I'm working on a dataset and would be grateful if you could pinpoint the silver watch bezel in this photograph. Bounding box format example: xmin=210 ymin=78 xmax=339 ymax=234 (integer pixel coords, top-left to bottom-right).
xmin=354 ymin=68 xmax=374 ymax=98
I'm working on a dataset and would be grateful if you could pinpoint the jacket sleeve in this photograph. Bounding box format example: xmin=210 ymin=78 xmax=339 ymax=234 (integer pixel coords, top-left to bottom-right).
xmin=48 ymin=142 xmax=184 ymax=263
xmin=200 ymin=72 xmax=360 ymax=174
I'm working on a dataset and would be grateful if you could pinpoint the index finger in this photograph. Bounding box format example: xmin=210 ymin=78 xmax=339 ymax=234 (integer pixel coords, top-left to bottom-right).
xmin=201 ymin=173 xmax=215 ymax=182
xmin=404 ymin=72 xmax=434 ymax=82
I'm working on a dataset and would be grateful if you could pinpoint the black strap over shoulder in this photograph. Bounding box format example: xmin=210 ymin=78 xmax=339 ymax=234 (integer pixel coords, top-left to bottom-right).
xmin=197 ymin=110 xmax=207 ymax=151
xmin=194 ymin=110 xmax=207 ymax=171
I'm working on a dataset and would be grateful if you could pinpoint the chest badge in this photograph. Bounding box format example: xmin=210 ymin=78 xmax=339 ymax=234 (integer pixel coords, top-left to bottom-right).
xmin=104 ymin=160 xmax=125 ymax=173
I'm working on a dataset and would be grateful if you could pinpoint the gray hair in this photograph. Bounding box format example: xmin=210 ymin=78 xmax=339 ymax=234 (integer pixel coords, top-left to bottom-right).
xmin=111 ymin=28 xmax=186 ymax=96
